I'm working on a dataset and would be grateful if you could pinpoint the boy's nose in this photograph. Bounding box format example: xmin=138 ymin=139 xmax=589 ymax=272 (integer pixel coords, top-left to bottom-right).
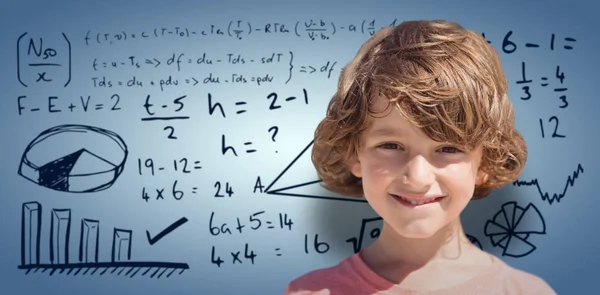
xmin=401 ymin=155 xmax=435 ymax=189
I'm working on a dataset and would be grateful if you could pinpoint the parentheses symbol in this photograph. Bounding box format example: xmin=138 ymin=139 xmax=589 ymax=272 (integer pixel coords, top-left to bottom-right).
xmin=228 ymin=21 xmax=232 ymax=37
xmin=185 ymin=28 xmax=190 ymax=37
xmin=96 ymin=32 xmax=101 ymax=44
xmin=154 ymin=28 xmax=158 ymax=38
xmin=247 ymin=22 xmax=251 ymax=35
xmin=331 ymin=22 xmax=336 ymax=35
xmin=17 ymin=32 xmax=27 ymax=87
xmin=361 ymin=20 xmax=365 ymax=34
xmin=285 ymin=51 xmax=293 ymax=84
xmin=122 ymin=31 xmax=127 ymax=41
xmin=62 ymin=32 xmax=71 ymax=87
xmin=295 ymin=21 xmax=299 ymax=37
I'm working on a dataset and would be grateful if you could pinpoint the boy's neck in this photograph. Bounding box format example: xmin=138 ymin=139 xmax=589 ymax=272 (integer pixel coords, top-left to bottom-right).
xmin=369 ymin=218 xmax=472 ymax=265
xmin=360 ymin=218 xmax=492 ymax=287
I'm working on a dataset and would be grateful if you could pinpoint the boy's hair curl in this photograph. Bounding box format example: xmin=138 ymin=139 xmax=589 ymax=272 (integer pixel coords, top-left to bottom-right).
xmin=311 ymin=20 xmax=527 ymax=200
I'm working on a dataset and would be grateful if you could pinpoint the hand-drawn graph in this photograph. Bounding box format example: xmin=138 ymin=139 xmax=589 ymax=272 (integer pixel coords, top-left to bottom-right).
xmin=19 ymin=201 xmax=189 ymax=278
xmin=18 ymin=124 xmax=128 ymax=193
xmin=484 ymin=201 xmax=546 ymax=258
xmin=265 ymin=139 xmax=367 ymax=203
xmin=512 ymin=163 xmax=584 ymax=205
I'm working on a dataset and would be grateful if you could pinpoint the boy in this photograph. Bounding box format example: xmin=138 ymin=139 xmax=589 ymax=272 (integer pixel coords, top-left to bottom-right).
xmin=283 ymin=20 xmax=557 ymax=294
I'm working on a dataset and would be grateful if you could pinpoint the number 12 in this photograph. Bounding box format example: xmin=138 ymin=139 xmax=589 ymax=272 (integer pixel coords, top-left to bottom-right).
xmin=540 ymin=116 xmax=566 ymax=138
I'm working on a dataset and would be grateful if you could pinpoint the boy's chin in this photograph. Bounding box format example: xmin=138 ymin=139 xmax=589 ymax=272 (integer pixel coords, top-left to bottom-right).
xmin=392 ymin=222 xmax=448 ymax=240
xmin=398 ymin=230 xmax=439 ymax=240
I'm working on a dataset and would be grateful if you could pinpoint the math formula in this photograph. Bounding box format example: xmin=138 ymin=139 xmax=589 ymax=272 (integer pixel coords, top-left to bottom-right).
xmin=10 ymin=15 xmax=585 ymax=280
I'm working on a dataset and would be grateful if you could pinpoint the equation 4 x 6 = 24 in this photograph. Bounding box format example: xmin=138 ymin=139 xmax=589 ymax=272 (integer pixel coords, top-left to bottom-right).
xmin=141 ymin=180 xmax=235 ymax=202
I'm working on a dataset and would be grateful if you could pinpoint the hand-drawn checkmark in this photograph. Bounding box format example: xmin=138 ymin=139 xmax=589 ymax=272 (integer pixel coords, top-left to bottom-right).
xmin=146 ymin=217 xmax=188 ymax=245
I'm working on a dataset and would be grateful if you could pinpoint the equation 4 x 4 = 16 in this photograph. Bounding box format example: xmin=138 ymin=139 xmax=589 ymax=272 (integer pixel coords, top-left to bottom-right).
xmin=209 ymin=234 xmax=334 ymax=268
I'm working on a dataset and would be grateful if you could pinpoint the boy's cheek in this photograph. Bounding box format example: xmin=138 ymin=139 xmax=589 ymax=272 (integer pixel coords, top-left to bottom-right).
xmin=361 ymin=163 xmax=400 ymax=191
xmin=364 ymin=161 xmax=397 ymax=178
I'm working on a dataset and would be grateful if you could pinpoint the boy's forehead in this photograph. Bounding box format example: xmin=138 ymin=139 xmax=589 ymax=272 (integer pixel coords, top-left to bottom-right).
xmin=366 ymin=95 xmax=443 ymax=141
xmin=370 ymin=94 xmax=395 ymax=113
xmin=367 ymin=97 xmax=413 ymax=131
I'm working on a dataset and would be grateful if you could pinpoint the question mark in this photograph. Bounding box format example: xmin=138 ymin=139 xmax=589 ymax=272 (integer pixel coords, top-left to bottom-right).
xmin=268 ymin=126 xmax=279 ymax=142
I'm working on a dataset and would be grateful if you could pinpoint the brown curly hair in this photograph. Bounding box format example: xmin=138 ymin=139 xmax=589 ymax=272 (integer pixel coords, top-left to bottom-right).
xmin=311 ymin=20 xmax=527 ymax=200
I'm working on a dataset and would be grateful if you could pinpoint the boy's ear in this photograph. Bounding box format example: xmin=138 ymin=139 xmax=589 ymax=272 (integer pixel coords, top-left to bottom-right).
xmin=349 ymin=157 xmax=362 ymax=178
xmin=475 ymin=169 xmax=489 ymax=186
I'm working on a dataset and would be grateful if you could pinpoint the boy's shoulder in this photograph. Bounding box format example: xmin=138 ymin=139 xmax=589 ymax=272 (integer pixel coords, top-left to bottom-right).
xmin=282 ymin=253 xmax=557 ymax=295
xmin=494 ymin=259 xmax=557 ymax=295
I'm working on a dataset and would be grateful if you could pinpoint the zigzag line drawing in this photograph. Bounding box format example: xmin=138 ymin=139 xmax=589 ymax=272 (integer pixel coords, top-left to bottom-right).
xmin=512 ymin=163 xmax=584 ymax=205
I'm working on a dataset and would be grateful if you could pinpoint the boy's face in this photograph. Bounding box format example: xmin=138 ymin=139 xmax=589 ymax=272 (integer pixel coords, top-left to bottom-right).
xmin=349 ymin=97 xmax=487 ymax=239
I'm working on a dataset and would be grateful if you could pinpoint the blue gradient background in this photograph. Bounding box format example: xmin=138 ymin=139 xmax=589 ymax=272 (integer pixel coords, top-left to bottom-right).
xmin=0 ymin=0 xmax=598 ymax=294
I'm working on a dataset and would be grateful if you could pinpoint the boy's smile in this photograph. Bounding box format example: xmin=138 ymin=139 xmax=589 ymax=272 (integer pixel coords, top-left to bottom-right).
xmin=390 ymin=193 xmax=446 ymax=207
xmin=349 ymin=96 xmax=487 ymax=239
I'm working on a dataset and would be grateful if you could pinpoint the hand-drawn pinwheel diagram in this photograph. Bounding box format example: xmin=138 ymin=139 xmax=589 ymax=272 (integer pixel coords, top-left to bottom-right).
xmin=484 ymin=201 xmax=546 ymax=258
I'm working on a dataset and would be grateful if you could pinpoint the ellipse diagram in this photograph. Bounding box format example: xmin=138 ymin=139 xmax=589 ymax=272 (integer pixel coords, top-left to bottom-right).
xmin=18 ymin=124 xmax=128 ymax=193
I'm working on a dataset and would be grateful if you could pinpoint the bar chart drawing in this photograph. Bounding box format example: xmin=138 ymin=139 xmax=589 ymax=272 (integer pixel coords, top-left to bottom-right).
xmin=79 ymin=218 xmax=99 ymax=263
xmin=112 ymin=228 xmax=132 ymax=262
xmin=19 ymin=201 xmax=189 ymax=278
xmin=21 ymin=202 xmax=42 ymax=266
xmin=50 ymin=208 xmax=71 ymax=264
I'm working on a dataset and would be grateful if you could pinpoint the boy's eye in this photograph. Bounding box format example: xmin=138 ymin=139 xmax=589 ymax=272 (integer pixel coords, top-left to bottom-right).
xmin=379 ymin=143 xmax=401 ymax=150
xmin=439 ymin=146 xmax=462 ymax=153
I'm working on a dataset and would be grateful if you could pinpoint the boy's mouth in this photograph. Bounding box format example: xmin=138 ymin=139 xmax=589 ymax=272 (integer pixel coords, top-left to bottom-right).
xmin=390 ymin=194 xmax=446 ymax=206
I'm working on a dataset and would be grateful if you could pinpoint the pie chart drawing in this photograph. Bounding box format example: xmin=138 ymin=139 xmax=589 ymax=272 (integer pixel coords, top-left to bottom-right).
xmin=484 ymin=201 xmax=546 ymax=258
xmin=18 ymin=124 xmax=128 ymax=193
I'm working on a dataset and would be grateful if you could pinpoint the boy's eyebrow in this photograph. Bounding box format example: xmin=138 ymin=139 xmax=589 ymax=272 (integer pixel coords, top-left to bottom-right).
xmin=369 ymin=127 xmax=403 ymax=137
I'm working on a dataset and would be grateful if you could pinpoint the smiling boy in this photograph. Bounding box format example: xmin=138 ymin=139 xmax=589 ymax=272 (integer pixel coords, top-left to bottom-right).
xmin=283 ymin=20 xmax=557 ymax=294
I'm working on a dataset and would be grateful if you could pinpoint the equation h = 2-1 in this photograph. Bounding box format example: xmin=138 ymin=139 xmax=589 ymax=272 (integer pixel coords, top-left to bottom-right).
xmin=139 ymin=89 xmax=309 ymax=140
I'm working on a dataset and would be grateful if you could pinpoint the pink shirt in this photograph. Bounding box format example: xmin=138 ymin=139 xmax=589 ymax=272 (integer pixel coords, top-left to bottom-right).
xmin=283 ymin=253 xmax=556 ymax=295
